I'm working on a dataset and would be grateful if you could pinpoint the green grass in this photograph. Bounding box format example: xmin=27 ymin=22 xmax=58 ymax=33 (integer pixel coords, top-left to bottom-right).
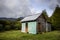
xmin=0 ymin=30 xmax=60 ymax=40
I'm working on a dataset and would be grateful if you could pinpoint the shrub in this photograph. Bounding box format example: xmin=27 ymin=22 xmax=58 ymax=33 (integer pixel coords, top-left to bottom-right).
xmin=5 ymin=25 xmax=11 ymax=30
xmin=0 ymin=24 xmax=3 ymax=31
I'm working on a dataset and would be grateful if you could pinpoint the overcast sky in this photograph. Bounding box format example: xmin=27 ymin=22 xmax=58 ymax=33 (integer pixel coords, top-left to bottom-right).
xmin=0 ymin=0 xmax=60 ymax=18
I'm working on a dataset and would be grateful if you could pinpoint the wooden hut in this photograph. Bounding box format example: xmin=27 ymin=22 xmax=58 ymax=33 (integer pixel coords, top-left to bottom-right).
xmin=21 ymin=13 xmax=51 ymax=34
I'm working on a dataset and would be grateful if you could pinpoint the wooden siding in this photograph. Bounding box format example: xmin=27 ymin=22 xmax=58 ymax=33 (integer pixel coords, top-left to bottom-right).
xmin=36 ymin=15 xmax=46 ymax=33
xmin=37 ymin=23 xmax=43 ymax=33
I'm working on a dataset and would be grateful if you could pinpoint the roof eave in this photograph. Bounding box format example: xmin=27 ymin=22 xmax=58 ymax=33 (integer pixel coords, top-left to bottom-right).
xmin=21 ymin=20 xmax=36 ymax=23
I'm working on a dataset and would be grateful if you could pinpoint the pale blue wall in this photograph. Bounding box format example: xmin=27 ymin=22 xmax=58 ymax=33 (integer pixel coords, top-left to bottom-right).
xmin=21 ymin=23 xmax=26 ymax=32
xmin=28 ymin=22 xmax=37 ymax=34
xmin=46 ymin=22 xmax=51 ymax=32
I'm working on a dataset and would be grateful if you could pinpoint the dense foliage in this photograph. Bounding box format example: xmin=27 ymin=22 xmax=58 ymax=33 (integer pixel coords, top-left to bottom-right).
xmin=0 ymin=19 xmax=21 ymax=31
xmin=49 ymin=5 xmax=60 ymax=30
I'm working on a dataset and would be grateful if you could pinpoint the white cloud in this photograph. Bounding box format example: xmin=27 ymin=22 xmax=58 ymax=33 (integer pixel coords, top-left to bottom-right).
xmin=30 ymin=0 xmax=60 ymax=17
xmin=34 ymin=0 xmax=60 ymax=9
xmin=0 ymin=0 xmax=32 ymax=18
xmin=0 ymin=0 xmax=60 ymax=18
xmin=30 ymin=8 xmax=42 ymax=14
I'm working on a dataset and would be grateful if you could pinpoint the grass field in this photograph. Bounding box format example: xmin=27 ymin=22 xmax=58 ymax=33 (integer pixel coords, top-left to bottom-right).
xmin=0 ymin=30 xmax=60 ymax=40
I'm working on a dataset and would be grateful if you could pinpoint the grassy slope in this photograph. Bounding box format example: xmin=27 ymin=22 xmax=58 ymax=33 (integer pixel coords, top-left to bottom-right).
xmin=0 ymin=30 xmax=60 ymax=40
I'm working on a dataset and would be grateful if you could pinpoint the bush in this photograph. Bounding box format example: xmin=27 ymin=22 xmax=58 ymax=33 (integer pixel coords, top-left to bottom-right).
xmin=14 ymin=23 xmax=21 ymax=30
xmin=5 ymin=25 xmax=11 ymax=30
xmin=0 ymin=24 xmax=3 ymax=31
xmin=0 ymin=20 xmax=21 ymax=31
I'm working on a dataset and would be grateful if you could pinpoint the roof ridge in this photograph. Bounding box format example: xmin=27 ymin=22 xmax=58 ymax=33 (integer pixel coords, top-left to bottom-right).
xmin=25 ymin=13 xmax=41 ymax=17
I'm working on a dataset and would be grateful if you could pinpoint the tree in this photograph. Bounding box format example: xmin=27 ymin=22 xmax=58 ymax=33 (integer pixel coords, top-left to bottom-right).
xmin=50 ymin=5 xmax=60 ymax=30
xmin=42 ymin=10 xmax=49 ymax=21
